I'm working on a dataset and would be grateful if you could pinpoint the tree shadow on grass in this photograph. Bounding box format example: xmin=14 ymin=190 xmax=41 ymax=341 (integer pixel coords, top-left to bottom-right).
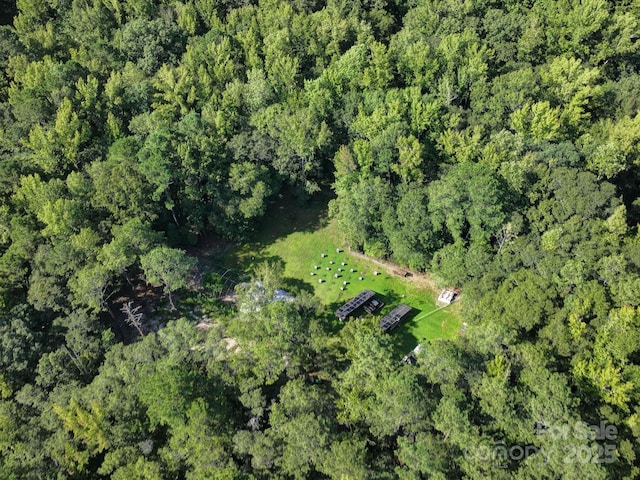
xmin=216 ymin=191 xmax=333 ymax=271
xmin=387 ymin=310 xmax=425 ymax=357
xmin=322 ymin=299 xmax=353 ymax=335
xmin=320 ymin=288 xmax=418 ymax=339
xmin=244 ymin=190 xmax=332 ymax=246
xmin=280 ymin=276 xmax=315 ymax=296
xmin=233 ymin=253 xmax=285 ymax=274
xmin=374 ymin=290 xmax=406 ymax=312
xmin=369 ymin=289 xmax=434 ymax=356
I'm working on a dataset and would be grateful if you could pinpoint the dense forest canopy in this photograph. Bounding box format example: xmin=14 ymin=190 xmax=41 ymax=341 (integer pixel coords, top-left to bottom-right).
xmin=1 ymin=0 xmax=640 ymax=478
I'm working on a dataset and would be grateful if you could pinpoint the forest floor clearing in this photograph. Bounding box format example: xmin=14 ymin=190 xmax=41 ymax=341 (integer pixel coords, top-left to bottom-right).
xmin=219 ymin=193 xmax=461 ymax=355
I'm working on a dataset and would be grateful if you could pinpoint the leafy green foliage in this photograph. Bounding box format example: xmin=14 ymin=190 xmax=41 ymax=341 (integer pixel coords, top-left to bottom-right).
xmin=140 ymin=246 xmax=196 ymax=309
xmin=1 ymin=0 xmax=640 ymax=478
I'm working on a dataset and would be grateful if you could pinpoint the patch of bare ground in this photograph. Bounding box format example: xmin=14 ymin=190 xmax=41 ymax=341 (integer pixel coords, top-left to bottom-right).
xmin=195 ymin=317 xmax=214 ymax=330
xmin=220 ymin=293 xmax=237 ymax=304
xmin=193 ymin=316 xmax=240 ymax=352
xmin=223 ymin=337 xmax=240 ymax=352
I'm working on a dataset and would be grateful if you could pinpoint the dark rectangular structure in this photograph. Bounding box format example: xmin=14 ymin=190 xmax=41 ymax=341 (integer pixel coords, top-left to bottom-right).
xmin=379 ymin=304 xmax=412 ymax=332
xmin=335 ymin=289 xmax=376 ymax=321
xmin=364 ymin=297 xmax=384 ymax=314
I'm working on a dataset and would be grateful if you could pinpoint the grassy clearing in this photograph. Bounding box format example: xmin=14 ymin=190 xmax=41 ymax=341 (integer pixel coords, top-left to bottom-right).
xmin=220 ymin=194 xmax=461 ymax=355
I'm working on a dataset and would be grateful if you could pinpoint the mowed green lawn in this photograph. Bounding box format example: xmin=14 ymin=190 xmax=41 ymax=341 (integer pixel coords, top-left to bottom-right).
xmin=222 ymin=195 xmax=461 ymax=354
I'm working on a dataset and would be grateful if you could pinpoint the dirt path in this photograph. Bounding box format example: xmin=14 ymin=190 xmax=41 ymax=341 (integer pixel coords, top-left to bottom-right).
xmin=346 ymin=250 xmax=441 ymax=294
